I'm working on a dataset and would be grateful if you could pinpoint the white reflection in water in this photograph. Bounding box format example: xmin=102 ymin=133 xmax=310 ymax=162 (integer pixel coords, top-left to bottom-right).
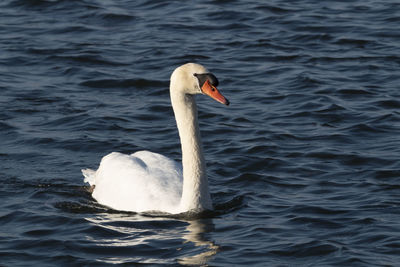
xmin=178 ymin=219 xmax=219 ymax=265
xmin=85 ymin=213 xmax=218 ymax=265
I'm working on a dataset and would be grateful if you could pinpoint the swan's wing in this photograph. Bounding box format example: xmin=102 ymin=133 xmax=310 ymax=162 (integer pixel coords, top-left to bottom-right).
xmin=132 ymin=150 xmax=183 ymax=183
xmin=131 ymin=151 xmax=183 ymax=204
xmin=84 ymin=151 xmax=183 ymax=213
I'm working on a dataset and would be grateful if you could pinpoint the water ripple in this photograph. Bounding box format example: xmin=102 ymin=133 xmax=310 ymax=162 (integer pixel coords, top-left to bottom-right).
xmin=1 ymin=0 xmax=400 ymax=265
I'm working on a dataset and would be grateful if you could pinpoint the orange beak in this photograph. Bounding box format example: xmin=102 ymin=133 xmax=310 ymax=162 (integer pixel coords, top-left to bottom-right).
xmin=201 ymin=80 xmax=229 ymax=106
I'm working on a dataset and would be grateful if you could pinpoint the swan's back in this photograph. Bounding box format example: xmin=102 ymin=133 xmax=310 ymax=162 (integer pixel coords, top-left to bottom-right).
xmin=83 ymin=151 xmax=183 ymax=213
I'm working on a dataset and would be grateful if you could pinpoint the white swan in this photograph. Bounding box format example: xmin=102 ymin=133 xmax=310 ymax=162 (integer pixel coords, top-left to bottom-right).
xmin=82 ymin=63 xmax=229 ymax=214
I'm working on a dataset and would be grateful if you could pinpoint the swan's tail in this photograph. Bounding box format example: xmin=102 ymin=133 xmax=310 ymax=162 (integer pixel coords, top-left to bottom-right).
xmin=82 ymin=168 xmax=96 ymax=186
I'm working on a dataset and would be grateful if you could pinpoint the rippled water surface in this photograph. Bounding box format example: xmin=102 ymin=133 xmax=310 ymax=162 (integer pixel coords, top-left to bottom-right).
xmin=1 ymin=0 xmax=400 ymax=266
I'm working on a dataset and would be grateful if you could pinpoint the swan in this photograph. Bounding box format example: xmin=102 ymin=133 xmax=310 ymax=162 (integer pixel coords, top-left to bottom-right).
xmin=82 ymin=63 xmax=229 ymax=214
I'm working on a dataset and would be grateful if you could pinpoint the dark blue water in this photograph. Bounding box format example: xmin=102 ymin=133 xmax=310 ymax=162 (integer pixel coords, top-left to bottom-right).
xmin=1 ymin=0 xmax=400 ymax=265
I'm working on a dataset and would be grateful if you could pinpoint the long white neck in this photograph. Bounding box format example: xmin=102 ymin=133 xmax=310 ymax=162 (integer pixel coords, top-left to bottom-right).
xmin=170 ymin=89 xmax=213 ymax=212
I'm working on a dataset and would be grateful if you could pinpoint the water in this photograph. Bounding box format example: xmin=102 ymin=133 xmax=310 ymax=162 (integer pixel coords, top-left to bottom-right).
xmin=1 ymin=0 xmax=400 ymax=265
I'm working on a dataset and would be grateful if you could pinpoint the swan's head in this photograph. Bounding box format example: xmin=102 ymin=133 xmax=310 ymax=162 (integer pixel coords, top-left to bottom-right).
xmin=171 ymin=63 xmax=229 ymax=106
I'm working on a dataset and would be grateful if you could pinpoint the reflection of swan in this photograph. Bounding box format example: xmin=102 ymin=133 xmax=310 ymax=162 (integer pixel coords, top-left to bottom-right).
xmin=179 ymin=219 xmax=219 ymax=265
xmin=82 ymin=63 xmax=229 ymax=213
xmin=85 ymin=214 xmax=218 ymax=265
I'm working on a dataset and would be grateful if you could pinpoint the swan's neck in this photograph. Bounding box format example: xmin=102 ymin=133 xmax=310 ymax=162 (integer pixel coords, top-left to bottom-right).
xmin=171 ymin=91 xmax=213 ymax=212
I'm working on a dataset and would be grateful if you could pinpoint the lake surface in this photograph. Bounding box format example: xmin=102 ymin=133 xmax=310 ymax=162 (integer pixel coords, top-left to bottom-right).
xmin=1 ymin=0 xmax=400 ymax=266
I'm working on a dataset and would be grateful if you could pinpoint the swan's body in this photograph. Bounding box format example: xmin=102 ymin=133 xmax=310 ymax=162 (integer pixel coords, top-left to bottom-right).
xmin=82 ymin=63 xmax=229 ymax=214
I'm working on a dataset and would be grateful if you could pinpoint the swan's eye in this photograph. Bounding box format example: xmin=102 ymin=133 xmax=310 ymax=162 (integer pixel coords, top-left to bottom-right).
xmin=194 ymin=73 xmax=219 ymax=88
